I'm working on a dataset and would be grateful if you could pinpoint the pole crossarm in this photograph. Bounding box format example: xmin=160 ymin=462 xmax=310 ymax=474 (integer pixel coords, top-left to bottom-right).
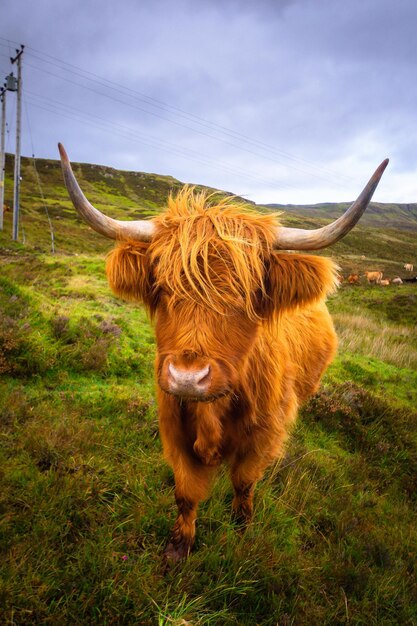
xmin=10 ymin=45 xmax=24 ymax=65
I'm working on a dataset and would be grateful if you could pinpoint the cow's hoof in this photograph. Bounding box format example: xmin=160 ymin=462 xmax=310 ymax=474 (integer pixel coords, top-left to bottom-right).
xmin=163 ymin=536 xmax=191 ymax=566
xmin=231 ymin=508 xmax=252 ymax=532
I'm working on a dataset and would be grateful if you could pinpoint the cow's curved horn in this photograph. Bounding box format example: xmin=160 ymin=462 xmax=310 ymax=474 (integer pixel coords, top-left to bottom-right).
xmin=273 ymin=159 xmax=389 ymax=250
xmin=58 ymin=143 xmax=155 ymax=242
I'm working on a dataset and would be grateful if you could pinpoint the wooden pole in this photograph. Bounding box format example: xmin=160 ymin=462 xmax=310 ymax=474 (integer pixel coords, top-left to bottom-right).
xmin=0 ymin=89 xmax=6 ymax=231
xmin=11 ymin=45 xmax=24 ymax=241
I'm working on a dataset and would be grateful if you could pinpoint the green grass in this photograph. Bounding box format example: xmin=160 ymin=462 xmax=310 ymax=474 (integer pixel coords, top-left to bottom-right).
xmin=1 ymin=242 xmax=416 ymax=625
xmin=1 ymin=157 xmax=417 ymax=624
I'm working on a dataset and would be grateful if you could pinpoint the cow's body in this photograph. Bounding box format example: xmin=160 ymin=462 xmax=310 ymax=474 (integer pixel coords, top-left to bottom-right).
xmin=364 ymin=270 xmax=383 ymax=284
xmin=404 ymin=263 xmax=413 ymax=272
xmin=106 ymin=189 xmax=338 ymax=561
xmin=158 ymin=299 xmax=336 ymax=471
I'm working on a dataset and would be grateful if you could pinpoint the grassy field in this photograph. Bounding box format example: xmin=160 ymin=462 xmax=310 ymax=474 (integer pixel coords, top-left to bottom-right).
xmin=1 ymin=159 xmax=416 ymax=625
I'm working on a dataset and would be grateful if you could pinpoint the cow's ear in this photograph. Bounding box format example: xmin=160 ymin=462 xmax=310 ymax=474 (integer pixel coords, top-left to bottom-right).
xmin=263 ymin=252 xmax=338 ymax=314
xmin=106 ymin=241 xmax=155 ymax=309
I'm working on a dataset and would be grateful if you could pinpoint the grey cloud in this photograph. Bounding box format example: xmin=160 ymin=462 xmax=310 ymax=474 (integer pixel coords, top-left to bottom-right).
xmin=0 ymin=0 xmax=416 ymax=204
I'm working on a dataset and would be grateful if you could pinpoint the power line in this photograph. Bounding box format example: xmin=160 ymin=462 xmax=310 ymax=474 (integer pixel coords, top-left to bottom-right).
xmin=26 ymin=58 xmax=348 ymax=191
xmin=0 ymin=37 xmax=353 ymax=188
xmin=25 ymin=94 xmax=303 ymax=193
xmin=23 ymin=93 xmax=55 ymax=252
xmin=26 ymin=89 xmax=307 ymax=191
xmin=0 ymin=36 xmax=361 ymax=201
xmin=25 ymin=45 xmax=354 ymax=185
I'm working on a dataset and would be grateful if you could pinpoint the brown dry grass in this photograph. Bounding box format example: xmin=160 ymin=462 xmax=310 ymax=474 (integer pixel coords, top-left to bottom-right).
xmin=332 ymin=308 xmax=417 ymax=369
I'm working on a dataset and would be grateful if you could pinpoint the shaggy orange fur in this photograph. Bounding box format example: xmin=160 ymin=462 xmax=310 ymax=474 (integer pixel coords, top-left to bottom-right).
xmin=106 ymin=187 xmax=339 ymax=562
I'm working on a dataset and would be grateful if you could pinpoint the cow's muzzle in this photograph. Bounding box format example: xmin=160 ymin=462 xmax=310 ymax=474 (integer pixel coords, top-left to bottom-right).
xmin=167 ymin=362 xmax=211 ymax=397
xmin=158 ymin=354 xmax=232 ymax=401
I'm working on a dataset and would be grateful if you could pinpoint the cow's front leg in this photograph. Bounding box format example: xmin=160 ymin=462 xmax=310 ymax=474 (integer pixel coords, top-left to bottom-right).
xmin=230 ymin=447 xmax=276 ymax=528
xmin=229 ymin=413 xmax=292 ymax=529
xmin=164 ymin=492 xmax=198 ymax=563
xmin=164 ymin=455 xmax=216 ymax=564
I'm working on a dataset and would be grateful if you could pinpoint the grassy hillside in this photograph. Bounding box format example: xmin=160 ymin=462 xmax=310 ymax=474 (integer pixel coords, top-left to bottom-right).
xmin=1 ymin=153 xmax=186 ymax=255
xmin=1 ymin=154 xmax=416 ymax=625
xmin=1 ymin=153 xmax=236 ymax=255
xmin=267 ymin=201 xmax=417 ymax=232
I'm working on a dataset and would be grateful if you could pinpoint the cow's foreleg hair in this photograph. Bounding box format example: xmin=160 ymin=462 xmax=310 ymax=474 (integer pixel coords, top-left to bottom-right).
xmin=229 ymin=446 xmax=275 ymax=527
xmin=229 ymin=410 xmax=295 ymax=527
xmin=164 ymin=452 xmax=216 ymax=563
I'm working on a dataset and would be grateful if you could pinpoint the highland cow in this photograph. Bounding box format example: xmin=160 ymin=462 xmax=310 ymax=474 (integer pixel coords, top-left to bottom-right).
xmin=348 ymin=273 xmax=360 ymax=284
xmin=58 ymin=143 xmax=388 ymax=562
xmin=364 ymin=270 xmax=383 ymax=284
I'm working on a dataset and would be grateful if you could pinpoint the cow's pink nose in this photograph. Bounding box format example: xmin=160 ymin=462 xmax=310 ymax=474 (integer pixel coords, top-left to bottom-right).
xmin=167 ymin=363 xmax=210 ymax=395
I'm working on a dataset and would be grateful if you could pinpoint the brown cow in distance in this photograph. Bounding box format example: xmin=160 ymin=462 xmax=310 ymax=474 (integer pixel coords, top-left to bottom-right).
xmin=348 ymin=273 xmax=360 ymax=284
xmin=58 ymin=144 xmax=388 ymax=563
xmin=364 ymin=270 xmax=383 ymax=284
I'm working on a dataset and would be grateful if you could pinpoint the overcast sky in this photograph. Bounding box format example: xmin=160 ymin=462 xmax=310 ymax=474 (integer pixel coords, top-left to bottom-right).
xmin=1 ymin=0 xmax=416 ymax=204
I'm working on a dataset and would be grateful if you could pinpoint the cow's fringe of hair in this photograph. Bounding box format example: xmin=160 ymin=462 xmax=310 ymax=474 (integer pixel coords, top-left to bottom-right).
xmin=106 ymin=187 xmax=339 ymax=320
xmin=149 ymin=186 xmax=281 ymax=319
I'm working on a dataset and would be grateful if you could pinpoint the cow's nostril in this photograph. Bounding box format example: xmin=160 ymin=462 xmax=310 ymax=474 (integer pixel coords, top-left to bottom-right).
xmin=167 ymin=363 xmax=180 ymax=382
xmin=194 ymin=365 xmax=210 ymax=384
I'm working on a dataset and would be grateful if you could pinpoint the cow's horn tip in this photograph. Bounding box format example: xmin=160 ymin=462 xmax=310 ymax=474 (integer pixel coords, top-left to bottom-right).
xmin=58 ymin=142 xmax=68 ymax=161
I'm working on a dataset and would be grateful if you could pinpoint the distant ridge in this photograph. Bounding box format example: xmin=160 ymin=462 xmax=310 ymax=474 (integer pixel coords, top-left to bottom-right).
xmin=265 ymin=201 xmax=417 ymax=232
xmin=3 ymin=152 xmax=417 ymax=231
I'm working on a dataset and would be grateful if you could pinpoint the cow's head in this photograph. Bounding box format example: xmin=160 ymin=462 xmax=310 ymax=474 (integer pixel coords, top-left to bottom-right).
xmin=58 ymin=144 xmax=388 ymax=401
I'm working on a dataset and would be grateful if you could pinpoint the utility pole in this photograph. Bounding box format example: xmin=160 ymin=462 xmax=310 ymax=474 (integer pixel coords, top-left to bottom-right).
xmin=11 ymin=45 xmax=24 ymax=241
xmin=0 ymin=73 xmax=18 ymax=232
xmin=0 ymin=86 xmax=6 ymax=231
